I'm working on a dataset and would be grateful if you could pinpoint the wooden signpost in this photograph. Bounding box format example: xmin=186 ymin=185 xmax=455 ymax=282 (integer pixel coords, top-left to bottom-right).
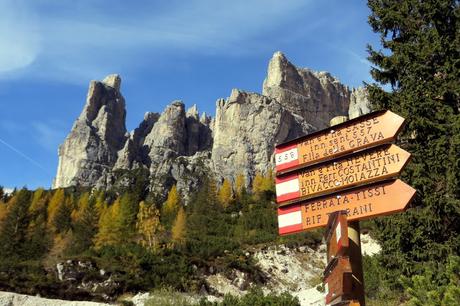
xmin=325 ymin=211 xmax=349 ymax=263
xmin=275 ymin=110 xmax=405 ymax=175
xmin=277 ymin=179 xmax=416 ymax=235
xmin=274 ymin=110 xmax=415 ymax=306
xmin=275 ymin=144 xmax=411 ymax=205
xmin=323 ymin=256 xmax=353 ymax=304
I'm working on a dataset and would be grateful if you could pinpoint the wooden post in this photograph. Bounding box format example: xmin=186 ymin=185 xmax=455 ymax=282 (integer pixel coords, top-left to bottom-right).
xmin=330 ymin=116 xmax=365 ymax=306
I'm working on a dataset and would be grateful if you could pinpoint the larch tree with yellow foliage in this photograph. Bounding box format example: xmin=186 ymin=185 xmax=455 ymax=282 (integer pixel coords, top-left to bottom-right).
xmin=252 ymin=171 xmax=274 ymax=198
xmin=67 ymin=192 xmax=98 ymax=255
xmin=217 ymin=179 xmax=233 ymax=208
xmin=47 ymin=189 xmax=65 ymax=227
xmin=235 ymin=173 xmax=246 ymax=198
xmin=94 ymin=198 xmax=123 ymax=248
xmin=171 ymin=206 xmax=186 ymax=247
xmin=136 ymin=201 xmax=163 ymax=252
xmin=162 ymin=185 xmax=180 ymax=226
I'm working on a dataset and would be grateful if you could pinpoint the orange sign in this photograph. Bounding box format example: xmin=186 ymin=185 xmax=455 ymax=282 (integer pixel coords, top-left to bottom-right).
xmin=275 ymin=110 xmax=405 ymax=175
xmin=277 ymin=179 xmax=416 ymax=235
xmin=275 ymin=144 xmax=410 ymax=205
xmin=325 ymin=211 xmax=349 ymax=263
xmin=323 ymin=256 xmax=353 ymax=304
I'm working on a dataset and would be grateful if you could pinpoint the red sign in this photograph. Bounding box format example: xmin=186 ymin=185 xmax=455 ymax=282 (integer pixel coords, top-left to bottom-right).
xmin=277 ymin=179 xmax=416 ymax=235
xmin=275 ymin=110 xmax=405 ymax=175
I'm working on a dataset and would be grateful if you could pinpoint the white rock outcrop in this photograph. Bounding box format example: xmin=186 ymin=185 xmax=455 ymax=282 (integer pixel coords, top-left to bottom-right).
xmin=53 ymin=74 xmax=127 ymax=188
xmin=0 ymin=291 xmax=108 ymax=306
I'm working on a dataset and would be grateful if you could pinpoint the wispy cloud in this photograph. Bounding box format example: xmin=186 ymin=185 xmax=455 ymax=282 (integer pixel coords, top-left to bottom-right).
xmin=0 ymin=0 xmax=40 ymax=74
xmin=1 ymin=0 xmax=311 ymax=83
xmin=31 ymin=121 xmax=67 ymax=152
xmin=0 ymin=137 xmax=50 ymax=173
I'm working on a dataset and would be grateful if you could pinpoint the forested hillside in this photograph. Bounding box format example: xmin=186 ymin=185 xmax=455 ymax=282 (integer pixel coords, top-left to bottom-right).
xmin=0 ymin=171 xmax=321 ymax=303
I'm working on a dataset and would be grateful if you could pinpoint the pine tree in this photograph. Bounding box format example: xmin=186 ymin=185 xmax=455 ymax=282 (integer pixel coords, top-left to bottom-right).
xmin=171 ymin=206 xmax=186 ymax=247
xmin=67 ymin=192 xmax=98 ymax=255
xmin=52 ymin=196 xmax=72 ymax=234
xmin=47 ymin=189 xmax=65 ymax=227
xmin=118 ymin=193 xmax=140 ymax=240
xmin=186 ymin=178 xmax=238 ymax=258
xmin=29 ymin=188 xmax=47 ymax=214
xmin=94 ymin=198 xmax=123 ymax=248
xmin=0 ymin=189 xmax=32 ymax=260
xmin=217 ymin=179 xmax=233 ymax=208
xmin=366 ymin=0 xmax=460 ymax=288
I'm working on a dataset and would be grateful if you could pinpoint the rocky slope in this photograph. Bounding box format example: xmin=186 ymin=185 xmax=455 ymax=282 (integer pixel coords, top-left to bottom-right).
xmin=53 ymin=52 xmax=370 ymax=199
xmin=0 ymin=233 xmax=380 ymax=306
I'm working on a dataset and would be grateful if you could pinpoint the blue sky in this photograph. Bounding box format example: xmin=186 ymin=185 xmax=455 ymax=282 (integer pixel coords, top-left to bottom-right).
xmin=0 ymin=0 xmax=380 ymax=189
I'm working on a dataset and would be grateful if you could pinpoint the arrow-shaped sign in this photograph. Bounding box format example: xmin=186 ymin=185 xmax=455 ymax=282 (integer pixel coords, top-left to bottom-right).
xmin=275 ymin=110 xmax=405 ymax=175
xmin=275 ymin=144 xmax=411 ymax=205
xmin=277 ymin=179 xmax=416 ymax=235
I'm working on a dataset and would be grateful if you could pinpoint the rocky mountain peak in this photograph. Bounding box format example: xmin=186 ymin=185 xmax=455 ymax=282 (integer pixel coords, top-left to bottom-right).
xmin=263 ymin=52 xmax=350 ymax=129
xmin=102 ymin=74 xmax=121 ymax=90
xmin=186 ymin=104 xmax=199 ymax=119
xmin=53 ymin=74 xmax=127 ymax=188
xmin=54 ymin=53 xmax=370 ymax=200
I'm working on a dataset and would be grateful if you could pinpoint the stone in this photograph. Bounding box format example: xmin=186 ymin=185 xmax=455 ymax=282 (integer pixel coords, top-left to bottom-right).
xmin=53 ymin=74 xmax=127 ymax=188
xmin=53 ymin=52 xmax=370 ymax=202
xmin=263 ymin=51 xmax=350 ymax=130
xmin=211 ymin=89 xmax=311 ymax=186
xmin=349 ymin=87 xmax=371 ymax=119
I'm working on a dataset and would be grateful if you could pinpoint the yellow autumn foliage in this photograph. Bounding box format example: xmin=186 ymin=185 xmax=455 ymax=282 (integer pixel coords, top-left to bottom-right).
xmin=163 ymin=185 xmax=180 ymax=215
xmin=235 ymin=173 xmax=246 ymax=197
xmin=218 ymin=179 xmax=233 ymax=208
xmin=94 ymin=198 xmax=123 ymax=248
xmin=47 ymin=189 xmax=65 ymax=226
xmin=136 ymin=201 xmax=163 ymax=252
xmin=171 ymin=206 xmax=186 ymax=247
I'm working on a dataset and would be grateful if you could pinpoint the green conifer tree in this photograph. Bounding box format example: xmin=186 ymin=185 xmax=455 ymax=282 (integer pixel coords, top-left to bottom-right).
xmin=366 ymin=0 xmax=460 ymax=290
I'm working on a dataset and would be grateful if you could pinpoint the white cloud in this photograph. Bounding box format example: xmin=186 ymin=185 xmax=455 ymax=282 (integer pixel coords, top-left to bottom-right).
xmin=0 ymin=0 xmax=40 ymax=73
xmin=0 ymin=0 xmax=310 ymax=83
xmin=31 ymin=121 xmax=66 ymax=152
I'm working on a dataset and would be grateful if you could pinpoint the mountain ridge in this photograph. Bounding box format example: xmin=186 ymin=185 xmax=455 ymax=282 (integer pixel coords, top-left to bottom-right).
xmin=53 ymin=52 xmax=370 ymax=200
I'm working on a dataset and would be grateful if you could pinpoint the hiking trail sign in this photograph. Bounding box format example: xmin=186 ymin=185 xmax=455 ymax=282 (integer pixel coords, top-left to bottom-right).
xmin=275 ymin=144 xmax=411 ymax=205
xmin=277 ymin=179 xmax=416 ymax=235
xmin=274 ymin=110 xmax=405 ymax=175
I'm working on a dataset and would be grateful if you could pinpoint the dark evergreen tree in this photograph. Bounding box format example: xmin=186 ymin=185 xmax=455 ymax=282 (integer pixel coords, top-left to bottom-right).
xmin=0 ymin=189 xmax=32 ymax=261
xmin=366 ymin=0 xmax=460 ymax=289
xmin=67 ymin=195 xmax=98 ymax=255
xmin=186 ymin=178 xmax=238 ymax=259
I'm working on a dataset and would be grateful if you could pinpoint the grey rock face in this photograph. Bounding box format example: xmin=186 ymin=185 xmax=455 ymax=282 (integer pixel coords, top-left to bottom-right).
xmin=53 ymin=74 xmax=127 ymax=188
xmin=114 ymin=112 xmax=160 ymax=170
xmin=348 ymin=87 xmax=371 ymax=119
xmin=54 ymin=53 xmax=370 ymax=200
xmin=263 ymin=51 xmax=350 ymax=130
xmin=212 ymin=89 xmax=312 ymax=186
